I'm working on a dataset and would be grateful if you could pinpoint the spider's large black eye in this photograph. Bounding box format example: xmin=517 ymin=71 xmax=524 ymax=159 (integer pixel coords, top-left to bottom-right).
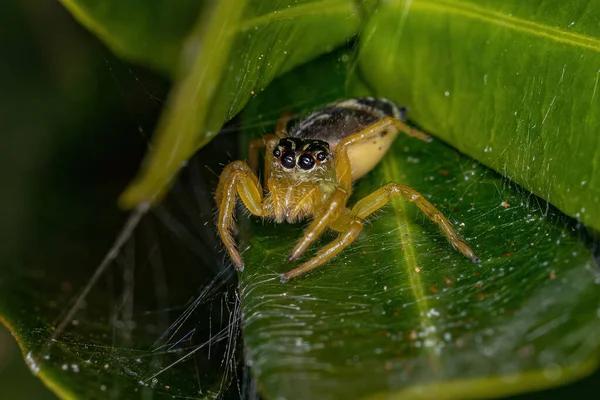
xmin=281 ymin=151 xmax=295 ymax=169
xmin=273 ymin=148 xmax=281 ymax=158
xmin=316 ymin=151 xmax=327 ymax=161
xmin=298 ymin=154 xmax=315 ymax=170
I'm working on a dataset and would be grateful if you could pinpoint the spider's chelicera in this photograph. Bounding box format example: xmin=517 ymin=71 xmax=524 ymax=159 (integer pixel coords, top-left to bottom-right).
xmin=215 ymin=97 xmax=479 ymax=282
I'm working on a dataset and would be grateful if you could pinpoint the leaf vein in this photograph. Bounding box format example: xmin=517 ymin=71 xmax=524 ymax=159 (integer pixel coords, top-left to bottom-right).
xmin=413 ymin=0 xmax=600 ymax=52
xmin=239 ymin=0 xmax=359 ymax=32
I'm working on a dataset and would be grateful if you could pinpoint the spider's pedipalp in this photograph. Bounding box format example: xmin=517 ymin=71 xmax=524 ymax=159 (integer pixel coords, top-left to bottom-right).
xmin=215 ymin=160 xmax=264 ymax=270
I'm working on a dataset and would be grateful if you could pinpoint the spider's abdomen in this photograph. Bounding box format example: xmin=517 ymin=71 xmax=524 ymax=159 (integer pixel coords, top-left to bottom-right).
xmin=288 ymin=97 xmax=405 ymax=146
xmin=289 ymin=97 xmax=406 ymax=180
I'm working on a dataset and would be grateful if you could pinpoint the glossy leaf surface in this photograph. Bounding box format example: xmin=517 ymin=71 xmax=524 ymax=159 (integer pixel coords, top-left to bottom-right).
xmin=359 ymin=0 xmax=600 ymax=231
xmin=237 ymin=51 xmax=600 ymax=399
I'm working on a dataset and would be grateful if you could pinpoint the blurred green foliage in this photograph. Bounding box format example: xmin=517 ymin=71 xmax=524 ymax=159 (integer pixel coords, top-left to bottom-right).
xmin=0 ymin=0 xmax=160 ymax=397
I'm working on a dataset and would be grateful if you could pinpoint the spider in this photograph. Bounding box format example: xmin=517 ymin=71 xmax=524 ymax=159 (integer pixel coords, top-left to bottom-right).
xmin=215 ymin=97 xmax=479 ymax=282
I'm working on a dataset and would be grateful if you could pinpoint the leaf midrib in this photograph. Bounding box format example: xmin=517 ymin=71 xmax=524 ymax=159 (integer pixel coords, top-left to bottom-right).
xmin=381 ymin=155 xmax=442 ymax=366
xmin=407 ymin=0 xmax=600 ymax=52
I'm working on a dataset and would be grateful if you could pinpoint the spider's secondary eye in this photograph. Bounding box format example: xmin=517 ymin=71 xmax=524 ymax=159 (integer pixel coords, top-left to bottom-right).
xmin=316 ymin=152 xmax=327 ymax=161
xmin=273 ymin=148 xmax=281 ymax=158
xmin=281 ymin=151 xmax=295 ymax=169
xmin=298 ymin=154 xmax=315 ymax=170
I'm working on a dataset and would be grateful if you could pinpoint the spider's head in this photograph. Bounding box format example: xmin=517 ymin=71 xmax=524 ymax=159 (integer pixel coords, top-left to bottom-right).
xmin=270 ymin=137 xmax=331 ymax=180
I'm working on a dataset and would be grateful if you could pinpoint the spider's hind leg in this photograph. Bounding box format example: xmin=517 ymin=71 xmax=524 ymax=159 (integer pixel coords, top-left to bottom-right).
xmin=352 ymin=183 xmax=479 ymax=263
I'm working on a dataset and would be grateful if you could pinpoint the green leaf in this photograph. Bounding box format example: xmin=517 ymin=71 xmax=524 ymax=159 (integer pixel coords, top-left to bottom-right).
xmin=237 ymin=50 xmax=600 ymax=399
xmin=58 ymin=0 xmax=203 ymax=74
xmin=104 ymin=0 xmax=361 ymax=207
xmin=358 ymin=0 xmax=600 ymax=231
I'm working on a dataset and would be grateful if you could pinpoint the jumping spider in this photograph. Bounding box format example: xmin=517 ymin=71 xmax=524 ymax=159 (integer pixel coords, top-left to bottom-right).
xmin=215 ymin=97 xmax=478 ymax=282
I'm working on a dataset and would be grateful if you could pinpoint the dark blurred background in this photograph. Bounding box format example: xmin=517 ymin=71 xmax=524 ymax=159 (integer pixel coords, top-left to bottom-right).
xmin=0 ymin=0 xmax=165 ymax=397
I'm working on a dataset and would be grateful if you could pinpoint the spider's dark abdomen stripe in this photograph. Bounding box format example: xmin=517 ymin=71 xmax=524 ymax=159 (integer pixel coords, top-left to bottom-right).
xmin=349 ymin=97 xmax=404 ymax=119
xmin=288 ymin=97 xmax=406 ymax=146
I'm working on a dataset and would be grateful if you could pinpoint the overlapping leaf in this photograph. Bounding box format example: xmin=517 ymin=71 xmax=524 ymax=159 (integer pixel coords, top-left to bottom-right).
xmin=359 ymin=0 xmax=600 ymax=230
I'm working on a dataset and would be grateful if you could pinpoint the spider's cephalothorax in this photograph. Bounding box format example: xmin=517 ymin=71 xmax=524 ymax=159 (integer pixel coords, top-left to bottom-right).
xmin=215 ymin=97 xmax=479 ymax=282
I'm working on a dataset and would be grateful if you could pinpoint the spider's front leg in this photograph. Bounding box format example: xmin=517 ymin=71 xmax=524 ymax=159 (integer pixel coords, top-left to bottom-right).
xmin=282 ymin=211 xmax=363 ymax=282
xmin=285 ymin=118 xmax=393 ymax=269
xmin=215 ymin=160 xmax=264 ymax=270
xmin=288 ymin=187 xmax=349 ymax=261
